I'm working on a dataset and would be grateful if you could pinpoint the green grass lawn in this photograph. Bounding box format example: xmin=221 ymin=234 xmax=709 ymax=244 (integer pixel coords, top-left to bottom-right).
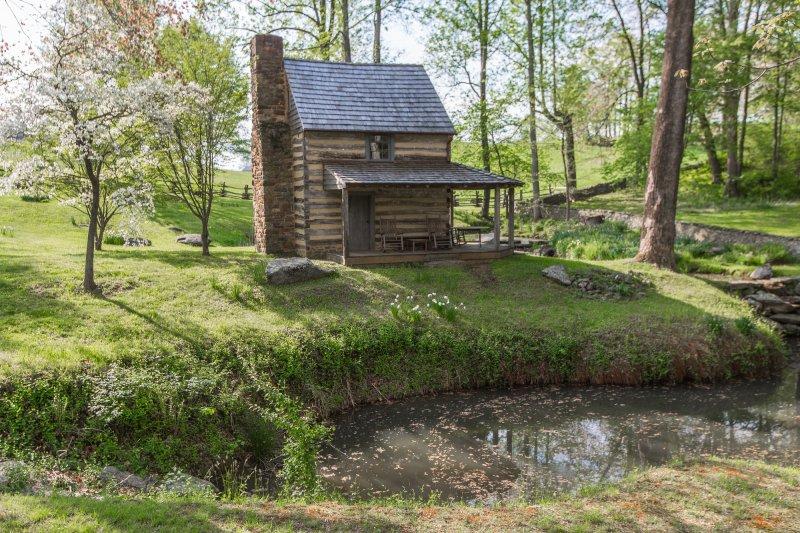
xmin=1 ymin=458 xmax=797 ymax=532
xmin=0 ymin=193 xmax=777 ymax=377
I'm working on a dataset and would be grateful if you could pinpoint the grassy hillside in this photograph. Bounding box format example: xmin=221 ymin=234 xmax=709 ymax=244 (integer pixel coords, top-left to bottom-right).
xmin=0 ymin=194 xmax=781 ymax=376
xmin=1 ymin=458 xmax=798 ymax=532
xmin=0 ymin=172 xmax=789 ymax=508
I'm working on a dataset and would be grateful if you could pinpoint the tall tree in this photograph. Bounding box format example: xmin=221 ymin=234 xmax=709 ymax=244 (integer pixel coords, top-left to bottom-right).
xmin=373 ymin=0 xmax=384 ymax=62
xmin=635 ymin=0 xmax=695 ymax=268
xmin=342 ymin=0 xmax=353 ymax=61
xmin=609 ymin=0 xmax=655 ymax=182
xmin=425 ymin=0 xmax=504 ymax=219
xmin=525 ymin=0 xmax=542 ymax=219
xmin=0 ymin=1 xmax=166 ymax=292
xmin=152 ymin=21 xmax=248 ymax=256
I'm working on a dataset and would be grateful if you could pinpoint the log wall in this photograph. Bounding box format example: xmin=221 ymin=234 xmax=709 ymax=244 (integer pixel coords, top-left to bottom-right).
xmin=299 ymin=132 xmax=452 ymax=258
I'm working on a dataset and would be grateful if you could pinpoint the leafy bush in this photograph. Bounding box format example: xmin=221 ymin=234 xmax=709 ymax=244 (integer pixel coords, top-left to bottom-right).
xmin=550 ymin=221 xmax=639 ymax=260
xmin=103 ymin=234 xmax=125 ymax=246
xmin=0 ymin=226 xmax=14 ymax=237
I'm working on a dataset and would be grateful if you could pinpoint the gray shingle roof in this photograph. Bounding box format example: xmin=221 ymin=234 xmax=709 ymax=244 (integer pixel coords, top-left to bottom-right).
xmin=323 ymin=160 xmax=522 ymax=189
xmin=284 ymin=59 xmax=455 ymax=134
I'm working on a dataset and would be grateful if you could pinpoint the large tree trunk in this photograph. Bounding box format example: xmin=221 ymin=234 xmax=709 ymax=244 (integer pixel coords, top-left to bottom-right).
xmin=525 ymin=0 xmax=541 ymax=220
xmin=562 ymin=115 xmax=577 ymax=190
xmin=635 ymin=0 xmax=694 ymax=269
xmin=697 ymin=110 xmax=722 ymax=184
xmin=722 ymin=90 xmax=741 ymax=196
xmin=372 ymin=0 xmax=381 ymax=63
xmin=84 ymin=177 xmax=100 ymax=292
xmin=341 ymin=0 xmax=352 ymax=62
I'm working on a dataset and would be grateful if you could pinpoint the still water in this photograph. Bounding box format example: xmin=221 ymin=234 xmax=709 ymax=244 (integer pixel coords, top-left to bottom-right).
xmin=320 ymin=356 xmax=800 ymax=502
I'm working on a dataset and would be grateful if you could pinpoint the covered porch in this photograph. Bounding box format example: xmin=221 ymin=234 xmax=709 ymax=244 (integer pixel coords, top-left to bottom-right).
xmin=322 ymin=159 xmax=522 ymax=266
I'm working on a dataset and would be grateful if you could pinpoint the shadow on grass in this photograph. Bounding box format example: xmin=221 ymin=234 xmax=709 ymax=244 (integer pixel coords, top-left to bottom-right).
xmin=0 ymin=495 xmax=405 ymax=532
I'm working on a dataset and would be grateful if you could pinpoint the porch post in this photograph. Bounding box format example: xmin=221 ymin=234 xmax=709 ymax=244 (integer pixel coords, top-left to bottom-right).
xmin=507 ymin=187 xmax=515 ymax=251
xmin=341 ymin=188 xmax=350 ymax=259
xmin=493 ymin=186 xmax=500 ymax=251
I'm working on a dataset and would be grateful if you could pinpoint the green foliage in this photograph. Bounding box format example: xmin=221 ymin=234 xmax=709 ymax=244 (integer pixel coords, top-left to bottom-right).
xmin=734 ymin=317 xmax=757 ymax=337
xmin=103 ymin=234 xmax=125 ymax=246
xmin=388 ymin=295 xmax=423 ymax=325
xmin=0 ymin=226 xmax=14 ymax=237
xmin=539 ymin=220 xmax=797 ymax=275
xmin=549 ymin=221 xmax=639 ymax=260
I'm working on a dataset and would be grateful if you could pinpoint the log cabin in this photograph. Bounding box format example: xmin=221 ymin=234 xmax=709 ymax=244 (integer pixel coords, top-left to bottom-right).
xmin=250 ymin=34 xmax=521 ymax=266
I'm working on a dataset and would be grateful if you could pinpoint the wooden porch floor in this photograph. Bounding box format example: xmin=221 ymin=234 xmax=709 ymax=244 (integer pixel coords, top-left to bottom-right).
xmin=328 ymin=243 xmax=514 ymax=266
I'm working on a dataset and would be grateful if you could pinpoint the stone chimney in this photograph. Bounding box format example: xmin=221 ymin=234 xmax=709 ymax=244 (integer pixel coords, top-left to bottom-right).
xmin=250 ymin=34 xmax=294 ymax=255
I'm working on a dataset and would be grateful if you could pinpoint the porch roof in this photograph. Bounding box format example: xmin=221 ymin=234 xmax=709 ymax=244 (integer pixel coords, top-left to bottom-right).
xmin=323 ymin=160 xmax=523 ymax=190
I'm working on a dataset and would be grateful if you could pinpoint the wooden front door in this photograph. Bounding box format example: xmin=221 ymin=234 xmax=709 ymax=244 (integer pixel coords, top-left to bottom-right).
xmin=347 ymin=194 xmax=373 ymax=252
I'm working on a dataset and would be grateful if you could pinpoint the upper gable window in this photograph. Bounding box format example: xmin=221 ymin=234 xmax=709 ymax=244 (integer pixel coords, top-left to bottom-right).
xmin=366 ymin=134 xmax=393 ymax=161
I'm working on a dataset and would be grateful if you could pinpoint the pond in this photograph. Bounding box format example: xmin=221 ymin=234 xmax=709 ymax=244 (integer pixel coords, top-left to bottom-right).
xmin=319 ymin=351 xmax=800 ymax=503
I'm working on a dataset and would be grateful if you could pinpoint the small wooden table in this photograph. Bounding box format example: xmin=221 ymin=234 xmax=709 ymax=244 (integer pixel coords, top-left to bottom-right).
xmin=403 ymin=232 xmax=430 ymax=252
xmin=455 ymin=226 xmax=490 ymax=247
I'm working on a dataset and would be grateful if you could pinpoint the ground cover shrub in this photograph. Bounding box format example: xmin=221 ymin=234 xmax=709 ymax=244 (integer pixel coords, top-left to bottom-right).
xmin=539 ymin=220 xmax=797 ymax=274
xmin=0 ymin=226 xmax=13 ymax=237
xmin=0 ymin=316 xmax=785 ymax=498
xmin=102 ymin=234 xmax=125 ymax=246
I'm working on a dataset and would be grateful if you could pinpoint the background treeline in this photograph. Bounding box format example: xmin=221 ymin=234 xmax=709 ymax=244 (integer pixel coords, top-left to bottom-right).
xmin=208 ymin=0 xmax=800 ymax=205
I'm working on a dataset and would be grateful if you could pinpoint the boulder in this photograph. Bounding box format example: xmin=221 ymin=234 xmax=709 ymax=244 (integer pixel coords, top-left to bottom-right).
xmin=176 ymin=234 xmax=206 ymax=246
xmin=266 ymin=258 xmax=333 ymax=285
xmin=161 ymin=472 xmax=217 ymax=494
xmin=0 ymin=460 xmax=29 ymax=490
xmin=537 ymin=245 xmax=556 ymax=257
xmin=750 ymin=264 xmax=773 ymax=280
xmin=99 ymin=466 xmax=151 ymax=491
xmin=770 ymin=313 xmax=800 ymax=326
xmin=542 ymin=265 xmax=572 ymax=286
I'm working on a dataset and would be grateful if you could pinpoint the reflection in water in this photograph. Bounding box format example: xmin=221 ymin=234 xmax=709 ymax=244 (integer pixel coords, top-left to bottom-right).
xmin=320 ymin=358 xmax=800 ymax=502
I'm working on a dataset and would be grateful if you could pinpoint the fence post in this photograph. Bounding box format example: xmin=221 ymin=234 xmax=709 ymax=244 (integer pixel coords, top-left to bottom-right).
xmin=220 ymin=182 xmax=227 ymax=197
xmin=474 ymin=191 xmax=479 ymax=206
xmin=243 ymin=184 xmax=250 ymax=199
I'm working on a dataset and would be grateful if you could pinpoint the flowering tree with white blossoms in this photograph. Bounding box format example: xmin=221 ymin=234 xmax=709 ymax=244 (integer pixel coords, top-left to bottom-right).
xmin=0 ymin=1 xmax=172 ymax=292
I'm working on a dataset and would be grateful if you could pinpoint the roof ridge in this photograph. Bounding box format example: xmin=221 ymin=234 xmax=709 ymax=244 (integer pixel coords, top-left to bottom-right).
xmin=284 ymin=58 xmax=425 ymax=68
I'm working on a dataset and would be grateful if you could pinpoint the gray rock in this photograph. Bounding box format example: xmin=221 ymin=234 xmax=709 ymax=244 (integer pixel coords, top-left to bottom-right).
xmin=160 ymin=472 xmax=217 ymax=494
xmin=0 ymin=460 xmax=29 ymax=489
xmin=123 ymin=237 xmax=151 ymax=247
xmin=99 ymin=466 xmax=150 ymax=491
xmin=537 ymin=245 xmax=556 ymax=257
xmin=746 ymin=291 xmax=796 ymax=315
xmin=168 ymin=226 xmax=185 ymax=233
xmin=581 ymin=214 xmax=605 ymax=226
xmin=747 ymin=291 xmax=787 ymax=305
xmin=266 ymin=257 xmax=333 ymax=285
xmin=542 ymin=265 xmax=572 ymax=286
xmin=176 ymin=234 xmax=206 ymax=246
xmin=779 ymin=323 xmax=800 ymax=336
xmin=708 ymin=245 xmax=726 ymax=255
xmin=750 ymin=264 xmax=773 ymax=280
xmin=770 ymin=313 xmax=800 ymax=326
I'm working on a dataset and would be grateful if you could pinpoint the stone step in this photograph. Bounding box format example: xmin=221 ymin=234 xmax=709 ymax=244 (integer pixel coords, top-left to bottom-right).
xmin=770 ymin=313 xmax=800 ymax=326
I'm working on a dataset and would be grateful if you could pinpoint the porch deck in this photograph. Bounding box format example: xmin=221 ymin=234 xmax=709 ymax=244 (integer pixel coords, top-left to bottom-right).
xmin=328 ymin=243 xmax=514 ymax=266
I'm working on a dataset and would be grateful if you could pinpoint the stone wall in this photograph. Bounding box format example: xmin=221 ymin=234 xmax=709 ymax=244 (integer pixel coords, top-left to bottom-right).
xmin=538 ymin=206 xmax=800 ymax=259
xmin=250 ymin=34 xmax=295 ymax=255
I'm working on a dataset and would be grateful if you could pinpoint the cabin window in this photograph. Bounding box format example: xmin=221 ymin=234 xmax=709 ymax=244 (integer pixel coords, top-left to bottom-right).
xmin=366 ymin=134 xmax=393 ymax=160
